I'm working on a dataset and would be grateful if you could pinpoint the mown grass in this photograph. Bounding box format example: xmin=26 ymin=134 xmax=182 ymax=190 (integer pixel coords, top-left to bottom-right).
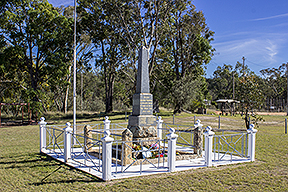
xmin=0 ymin=112 xmax=287 ymax=191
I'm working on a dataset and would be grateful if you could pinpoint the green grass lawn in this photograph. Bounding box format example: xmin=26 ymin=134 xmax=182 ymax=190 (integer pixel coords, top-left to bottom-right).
xmin=0 ymin=112 xmax=287 ymax=191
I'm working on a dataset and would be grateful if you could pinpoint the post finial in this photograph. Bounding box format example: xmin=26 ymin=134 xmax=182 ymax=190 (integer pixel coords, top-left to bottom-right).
xmin=204 ymin=126 xmax=214 ymax=136
xmin=169 ymin=127 xmax=175 ymax=134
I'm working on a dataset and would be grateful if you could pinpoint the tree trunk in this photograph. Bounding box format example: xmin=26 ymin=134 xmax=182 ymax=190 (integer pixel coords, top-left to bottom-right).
xmin=63 ymin=65 xmax=72 ymax=114
xmin=105 ymin=75 xmax=115 ymax=114
xmin=244 ymin=109 xmax=249 ymax=129
xmin=174 ymin=103 xmax=181 ymax=114
xmin=63 ymin=84 xmax=70 ymax=113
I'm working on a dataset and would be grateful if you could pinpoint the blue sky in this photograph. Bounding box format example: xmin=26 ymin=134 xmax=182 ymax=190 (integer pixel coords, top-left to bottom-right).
xmin=193 ymin=0 xmax=288 ymax=77
xmin=48 ymin=0 xmax=288 ymax=77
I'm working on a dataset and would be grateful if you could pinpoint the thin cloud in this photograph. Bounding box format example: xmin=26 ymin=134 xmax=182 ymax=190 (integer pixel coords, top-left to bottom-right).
xmin=265 ymin=40 xmax=277 ymax=61
xmin=251 ymin=13 xmax=288 ymax=21
xmin=212 ymin=36 xmax=283 ymax=68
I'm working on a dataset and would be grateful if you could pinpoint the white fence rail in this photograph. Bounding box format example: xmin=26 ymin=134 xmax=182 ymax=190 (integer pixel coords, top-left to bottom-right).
xmin=39 ymin=116 xmax=257 ymax=181
xmin=204 ymin=125 xmax=257 ymax=166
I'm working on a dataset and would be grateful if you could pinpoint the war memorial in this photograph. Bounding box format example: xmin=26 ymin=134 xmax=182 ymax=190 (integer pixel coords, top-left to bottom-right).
xmin=39 ymin=47 xmax=258 ymax=181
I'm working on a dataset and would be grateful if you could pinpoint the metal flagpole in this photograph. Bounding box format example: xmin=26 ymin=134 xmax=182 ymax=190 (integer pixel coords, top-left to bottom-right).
xmin=286 ymin=63 xmax=288 ymax=116
xmin=73 ymin=0 xmax=77 ymax=144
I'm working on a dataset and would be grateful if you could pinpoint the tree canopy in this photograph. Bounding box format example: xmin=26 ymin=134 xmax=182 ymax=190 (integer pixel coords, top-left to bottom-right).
xmin=1 ymin=0 xmax=287 ymax=123
xmin=0 ymin=0 xmax=74 ymax=114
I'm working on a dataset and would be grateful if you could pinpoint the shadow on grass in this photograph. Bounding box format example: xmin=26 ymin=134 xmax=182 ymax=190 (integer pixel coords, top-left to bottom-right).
xmin=31 ymin=177 xmax=103 ymax=186
xmin=30 ymin=168 xmax=103 ymax=186
xmin=1 ymin=152 xmax=104 ymax=185
xmin=30 ymin=158 xmax=103 ymax=186
xmin=0 ymin=153 xmax=60 ymax=168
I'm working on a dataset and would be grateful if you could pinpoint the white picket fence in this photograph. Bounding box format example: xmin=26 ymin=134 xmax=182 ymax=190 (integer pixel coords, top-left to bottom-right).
xmin=39 ymin=117 xmax=257 ymax=181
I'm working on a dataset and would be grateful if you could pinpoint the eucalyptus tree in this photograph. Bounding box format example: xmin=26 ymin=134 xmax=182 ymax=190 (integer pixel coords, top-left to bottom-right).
xmin=235 ymin=74 xmax=264 ymax=129
xmin=260 ymin=63 xmax=287 ymax=110
xmin=79 ymin=0 xmax=214 ymax=114
xmin=154 ymin=1 xmax=214 ymax=113
xmin=78 ymin=0 xmax=128 ymax=113
xmin=207 ymin=64 xmax=236 ymax=100
xmin=0 ymin=0 xmax=74 ymax=114
xmin=52 ymin=5 xmax=94 ymax=113
xmin=78 ymin=0 xmax=175 ymax=113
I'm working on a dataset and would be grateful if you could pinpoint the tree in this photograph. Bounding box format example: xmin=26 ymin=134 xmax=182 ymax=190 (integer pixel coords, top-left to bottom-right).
xmin=260 ymin=63 xmax=287 ymax=111
xmin=207 ymin=64 xmax=237 ymax=100
xmin=236 ymin=74 xmax=264 ymax=129
xmin=154 ymin=1 xmax=214 ymax=113
xmin=78 ymin=0 xmax=131 ymax=113
xmin=0 ymin=0 xmax=74 ymax=114
xmin=78 ymin=0 xmax=214 ymax=114
xmin=54 ymin=5 xmax=93 ymax=113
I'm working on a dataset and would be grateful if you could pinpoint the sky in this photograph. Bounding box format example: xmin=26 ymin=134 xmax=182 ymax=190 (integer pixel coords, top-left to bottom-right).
xmin=193 ymin=0 xmax=288 ymax=77
xmin=48 ymin=0 xmax=288 ymax=77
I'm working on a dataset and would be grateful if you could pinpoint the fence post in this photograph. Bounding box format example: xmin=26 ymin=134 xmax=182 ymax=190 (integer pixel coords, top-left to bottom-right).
xmin=166 ymin=128 xmax=178 ymax=172
xmin=39 ymin=117 xmax=47 ymax=153
xmin=194 ymin=119 xmax=203 ymax=156
xmin=204 ymin=126 xmax=215 ymax=167
xmin=64 ymin=122 xmax=73 ymax=162
xmin=104 ymin=116 xmax=111 ymax=131
xmin=285 ymin=119 xmax=287 ymax=134
xmin=101 ymin=130 xmax=114 ymax=181
xmin=84 ymin=125 xmax=92 ymax=153
xmin=247 ymin=124 xmax=257 ymax=162
xmin=157 ymin=116 xmax=163 ymax=139
xmin=218 ymin=116 xmax=221 ymax=129
xmin=173 ymin=114 xmax=175 ymax=124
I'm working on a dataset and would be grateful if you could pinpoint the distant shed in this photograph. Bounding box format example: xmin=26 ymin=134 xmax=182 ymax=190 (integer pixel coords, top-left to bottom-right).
xmin=215 ymin=99 xmax=240 ymax=115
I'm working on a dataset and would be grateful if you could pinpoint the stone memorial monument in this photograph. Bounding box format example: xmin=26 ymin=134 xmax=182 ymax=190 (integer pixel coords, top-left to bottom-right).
xmin=127 ymin=46 xmax=157 ymax=140
xmin=121 ymin=46 xmax=157 ymax=165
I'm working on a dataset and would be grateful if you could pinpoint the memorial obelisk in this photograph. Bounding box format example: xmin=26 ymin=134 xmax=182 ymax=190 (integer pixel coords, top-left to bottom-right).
xmin=128 ymin=47 xmax=157 ymax=139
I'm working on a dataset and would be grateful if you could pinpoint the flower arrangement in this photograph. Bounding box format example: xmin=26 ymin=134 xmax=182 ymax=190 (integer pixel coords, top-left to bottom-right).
xmin=131 ymin=143 xmax=168 ymax=159
xmin=132 ymin=143 xmax=141 ymax=151
xmin=150 ymin=143 xmax=159 ymax=150
xmin=155 ymin=153 xmax=167 ymax=158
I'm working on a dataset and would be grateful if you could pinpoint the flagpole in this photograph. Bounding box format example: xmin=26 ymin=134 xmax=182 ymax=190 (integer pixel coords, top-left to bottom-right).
xmin=73 ymin=0 xmax=77 ymax=143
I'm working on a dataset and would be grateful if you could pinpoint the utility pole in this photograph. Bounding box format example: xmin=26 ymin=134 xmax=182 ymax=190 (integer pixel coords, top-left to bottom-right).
xmin=232 ymin=72 xmax=235 ymax=115
xmin=232 ymin=72 xmax=235 ymax=99
xmin=242 ymin=56 xmax=245 ymax=76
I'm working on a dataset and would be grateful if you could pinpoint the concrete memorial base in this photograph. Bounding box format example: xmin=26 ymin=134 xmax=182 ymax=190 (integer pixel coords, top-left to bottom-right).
xmin=42 ymin=147 xmax=251 ymax=180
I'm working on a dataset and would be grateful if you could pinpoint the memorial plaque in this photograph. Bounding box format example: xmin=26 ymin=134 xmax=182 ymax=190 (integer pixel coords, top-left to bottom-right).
xmin=132 ymin=93 xmax=153 ymax=116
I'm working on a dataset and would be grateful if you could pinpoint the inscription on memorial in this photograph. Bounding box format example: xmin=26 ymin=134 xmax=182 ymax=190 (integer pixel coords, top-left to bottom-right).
xmin=132 ymin=93 xmax=153 ymax=116
xmin=140 ymin=95 xmax=153 ymax=114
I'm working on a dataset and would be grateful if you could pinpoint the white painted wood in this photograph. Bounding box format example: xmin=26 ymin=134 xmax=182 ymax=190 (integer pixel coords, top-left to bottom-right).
xmin=247 ymin=124 xmax=257 ymax=162
xmin=157 ymin=116 xmax=163 ymax=139
xmin=39 ymin=117 xmax=47 ymax=153
xmin=204 ymin=126 xmax=215 ymax=167
xmin=64 ymin=122 xmax=73 ymax=162
xmin=104 ymin=116 xmax=111 ymax=131
xmin=101 ymin=130 xmax=114 ymax=181
xmin=166 ymin=128 xmax=178 ymax=172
